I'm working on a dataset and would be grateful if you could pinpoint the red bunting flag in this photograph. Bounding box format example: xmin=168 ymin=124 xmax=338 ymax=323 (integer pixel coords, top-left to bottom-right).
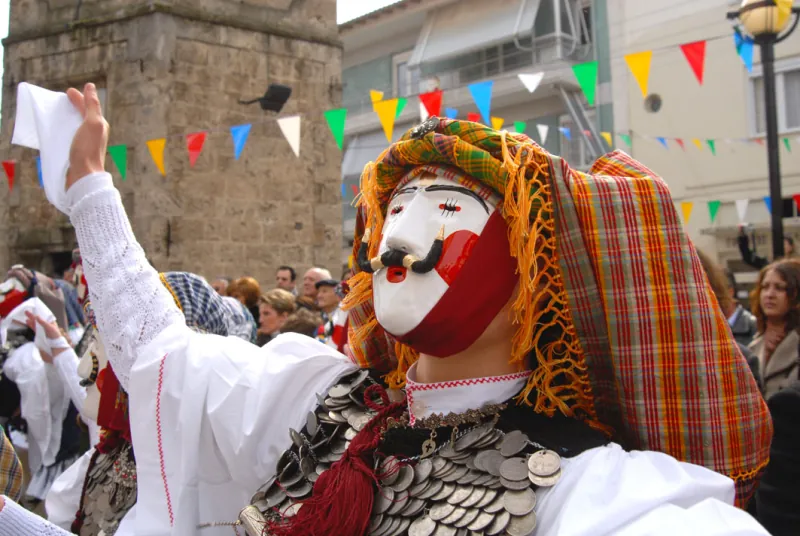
xmin=680 ymin=41 xmax=706 ymax=85
xmin=467 ymin=112 xmax=481 ymax=122
xmin=793 ymin=194 xmax=800 ymax=212
xmin=186 ymin=132 xmax=207 ymax=167
xmin=419 ymin=89 xmax=443 ymax=118
xmin=2 ymin=161 xmax=15 ymax=192
xmin=754 ymin=139 xmax=765 ymax=146
xmin=675 ymin=138 xmax=686 ymax=150
xmin=351 ymin=184 xmax=359 ymax=196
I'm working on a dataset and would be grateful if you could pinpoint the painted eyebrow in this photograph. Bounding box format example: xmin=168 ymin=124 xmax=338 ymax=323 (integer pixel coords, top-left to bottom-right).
xmin=390 ymin=186 xmax=418 ymax=200
xmin=424 ymin=184 xmax=489 ymax=214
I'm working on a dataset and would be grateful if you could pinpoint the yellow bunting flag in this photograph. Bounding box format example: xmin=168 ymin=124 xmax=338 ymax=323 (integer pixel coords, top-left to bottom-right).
xmin=777 ymin=0 xmax=793 ymax=29
xmin=681 ymin=201 xmax=694 ymax=224
xmin=692 ymin=138 xmax=703 ymax=150
xmin=624 ymin=50 xmax=653 ymax=98
xmin=491 ymin=117 xmax=505 ymax=130
xmin=374 ymin=98 xmax=400 ymax=143
xmin=369 ymin=90 xmax=384 ymax=103
xmin=600 ymin=132 xmax=613 ymax=147
xmin=147 ymin=138 xmax=166 ymax=176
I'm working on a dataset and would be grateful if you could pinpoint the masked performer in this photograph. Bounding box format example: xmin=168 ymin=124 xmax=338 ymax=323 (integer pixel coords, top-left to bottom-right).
xmin=0 ymin=84 xmax=771 ymax=535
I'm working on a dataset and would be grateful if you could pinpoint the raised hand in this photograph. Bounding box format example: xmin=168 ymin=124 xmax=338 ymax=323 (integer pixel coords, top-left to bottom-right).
xmin=65 ymin=83 xmax=109 ymax=190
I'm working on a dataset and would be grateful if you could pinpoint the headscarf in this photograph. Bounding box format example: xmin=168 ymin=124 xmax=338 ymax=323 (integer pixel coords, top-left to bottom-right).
xmin=342 ymin=117 xmax=771 ymax=505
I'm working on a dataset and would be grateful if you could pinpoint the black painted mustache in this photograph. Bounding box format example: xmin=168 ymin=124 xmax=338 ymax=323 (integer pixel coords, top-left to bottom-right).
xmin=357 ymin=226 xmax=445 ymax=274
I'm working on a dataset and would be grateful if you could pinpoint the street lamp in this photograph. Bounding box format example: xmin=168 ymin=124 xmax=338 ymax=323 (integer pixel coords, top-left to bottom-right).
xmin=728 ymin=0 xmax=800 ymax=259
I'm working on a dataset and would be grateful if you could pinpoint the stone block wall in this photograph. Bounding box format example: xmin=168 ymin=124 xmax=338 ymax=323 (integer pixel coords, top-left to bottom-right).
xmin=0 ymin=0 xmax=343 ymax=283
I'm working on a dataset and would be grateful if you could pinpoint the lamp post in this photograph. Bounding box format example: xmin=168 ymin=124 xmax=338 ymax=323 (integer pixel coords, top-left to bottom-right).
xmin=728 ymin=0 xmax=800 ymax=259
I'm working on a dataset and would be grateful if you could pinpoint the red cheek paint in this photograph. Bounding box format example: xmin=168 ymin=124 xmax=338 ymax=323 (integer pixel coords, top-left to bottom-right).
xmin=435 ymin=230 xmax=479 ymax=286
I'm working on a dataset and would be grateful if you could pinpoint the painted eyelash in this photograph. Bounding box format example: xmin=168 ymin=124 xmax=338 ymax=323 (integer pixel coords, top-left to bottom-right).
xmin=391 ymin=205 xmax=404 ymax=215
xmin=439 ymin=199 xmax=461 ymax=215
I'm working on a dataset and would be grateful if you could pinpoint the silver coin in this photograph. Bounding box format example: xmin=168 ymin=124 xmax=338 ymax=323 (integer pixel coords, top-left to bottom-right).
xmin=378 ymin=517 xmax=400 ymax=536
xmin=348 ymin=369 xmax=371 ymax=389
xmin=431 ymin=457 xmax=447 ymax=473
xmin=468 ymin=511 xmax=495 ymax=532
xmin=409 ymin=479 xmax=431 ymax=498
xmin=265 ymin=486 xmax=286 ymax=508
xmin=439 ymin=444 xmax=460 ymax=459
xmin=446 ymin=485 xmax=474 ymax=505
xmin=430 ymin=482 xmax=456 ymax=501
xmin=285 ymin=481 xmax=312 ymax=498
xmin=478 ymin=451 xmax=506 ymax=477
xmin=429 ymin=502 xmax=456 ymax=521
xmin=414 ymin=458 xmax=434 ymax=484
xmin=527 ymin=449 xmax=561 ymax=478
xmin=299 ymin=456 xmax=315 ymax=477
xmin=380 ymin=456 xmax=402 ymax=486
xmin=369 ymin=514 xmax=384 ymax=533
xmin=417 ymin=478 xmax=445 ymax=500
xmin=433 ymin=461 xmax=457 ymax=479
xmin=374 ymin=487 xmax=395 ymax=514
xmin=499 ymin=430 xmax=529 ymax=457
xmin=328 ymin=383 xmax=352 ymax=398
xmin=342 ymin=407 xmax=359 ymax=420
xmin=453 ymin=508 xmax=480 ymax=528
xmin=387 ymin=491 xmax=410 ymax=515
xmin=499 ymin=458 xmax=529 ymax=482
xmin=328 ymin=411 xmax=348 ymax=424
xmin=476 ymin=488 xmax=498 ymax=508
xmin=370 ymin=514 xmax=393 ymax=536
xmin=500 ymin=476 xmax=532 ymax=491
xmin=502 ymin=488 xmax=537 ymax=516
xmin=473 ymin=429 xmax=504 ymax=449
xmin=441 ymin=506 xmax=467 ymax=525
xmin=472 ymin=473 xmax=494 ymax=486
xmin=389 ymin=465 xmax=415 ymax=492
xmin=283 ymin=502 xmax=302 ymax=518
xmin=307 ymin=471 xmax=319 ymax=483
xmin=344 ymin=427 xmax=358 ymax=440
xmin=528 ymin=468 xmax=562 ymax=488
xmin=409 ymin=516 xmax=437 ymax=536
xmin=352 ymin=414 xmax=372 ymax=432
xmin=460 ymin=486 xmax=486 ymax=508
xmin=330 ymin=440 xmax=347 ymax=454
xmin=402 ymin=498 xmax=427 ymax=517
xmin=315 ymin=463 xmax=328 ymax=475
xmin=457 ymin=469 xmax=482 ymax=485
xmin=506 ymin=510 xmax=537 ymax=536
xmin=483 ymin=494 xmax=505 ymax=514
xmin=454 ymin=424 xmax=494 ymax=451
xmin=440 ymin=465 xmax=470 ymax=483
xmin=279 ymin=468 xmax=304 ymax=489
xmin=390 ymin=517 xmax=412 ymax=536
xmin=486 ymin=478 xmax=504 ymax=489
xmin=485 ymin=510 xmax=510 ymax=535
xmin=289 ymin=428 xmax=305 ymax=447
xmin=432 ymin=524 xmax=457 ymax=536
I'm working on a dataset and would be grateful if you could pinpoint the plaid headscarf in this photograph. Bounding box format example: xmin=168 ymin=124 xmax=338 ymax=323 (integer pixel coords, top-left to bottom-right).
xmin=342 ymin=117 xmax=771 ymax=506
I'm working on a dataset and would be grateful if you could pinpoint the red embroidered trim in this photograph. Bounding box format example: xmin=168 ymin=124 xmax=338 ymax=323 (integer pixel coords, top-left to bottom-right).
xmin=156 ymin=353 xmax=174 ymax=526
xmin=405 ymin=370 xmax=531 ymax=425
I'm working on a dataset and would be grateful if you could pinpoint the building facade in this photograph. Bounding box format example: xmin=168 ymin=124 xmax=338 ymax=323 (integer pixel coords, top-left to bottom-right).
xmin=339 ymin=0 xmax=614 ymax=258
xmin=609 ymin=0 xmax=800 ymax=292
xmin=0 ymin=0 xmax=343 ymax=283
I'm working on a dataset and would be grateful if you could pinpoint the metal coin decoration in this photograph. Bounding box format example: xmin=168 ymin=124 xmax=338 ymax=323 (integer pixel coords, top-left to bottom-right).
xmin=78 ymin=442 xmax=138 ymax=536
xmin=241 ymin=369 xmax=565 ymax=536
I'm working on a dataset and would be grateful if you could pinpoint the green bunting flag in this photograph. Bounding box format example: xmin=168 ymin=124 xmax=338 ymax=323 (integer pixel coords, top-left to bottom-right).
xmin=395 ymin=97 xmax=407 ymax=119
xmin=784 ymin=137 xmax=792 ymax=152
xmin=619 ymin=134 xmax=632 ymax=148
xmin=706 ymin=139 xmax=716 ymax=156
xmin=108 ymin=145 xmax=127 ymax=181
xmin=572 ymin=61 xmax=598 ymax=106
xmin=707 ymin=200 xmax=721 ymax=223
xmin=513 ymin=121 xmax=527 ymax=134
xmin=324 ymin=108 xmax=347 ymax=150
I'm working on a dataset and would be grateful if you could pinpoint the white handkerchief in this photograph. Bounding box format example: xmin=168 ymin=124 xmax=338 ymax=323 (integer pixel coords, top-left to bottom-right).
xmin=0 ymin=296 xmax=57 ymax=347
xmin=11 ymin=82 xmax=83 ymax=215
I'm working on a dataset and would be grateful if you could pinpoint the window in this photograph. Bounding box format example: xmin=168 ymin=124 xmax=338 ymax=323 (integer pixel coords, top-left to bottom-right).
xmin=749 ymin=62 xmax=800 ymax=136
xmin=559 ymin=113 xmax=595 ymax=170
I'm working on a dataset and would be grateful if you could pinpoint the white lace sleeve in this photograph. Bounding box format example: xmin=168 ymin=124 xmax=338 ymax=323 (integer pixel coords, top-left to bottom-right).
xmin=52 ymin=349 xmax=86 ymax=410
xmin=67 ymin=172 xmax=185 ymax=389
xmin=0 ymin=496 xmax=72 ymax=535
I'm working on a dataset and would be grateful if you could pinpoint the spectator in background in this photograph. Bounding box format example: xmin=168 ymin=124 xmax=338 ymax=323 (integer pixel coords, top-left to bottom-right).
xmin=257 ymin=289 xmax=296 ymax=346
xmin=739 ymin=225 xmax=797 ymax=270
xmin=314 ymin=279 xmax=348 ymax=353
xmin=211 ymin=277 xmax=230 ymax=296
xmin=301 ymin=267 xmax=331 ymax=301
xmin=227 ymin=276 xmax=261 ymax=326
xmin=281 ymin=308 xmax=323 ymax=338
xmin=275 ymin=266 xmax=297 ymax=295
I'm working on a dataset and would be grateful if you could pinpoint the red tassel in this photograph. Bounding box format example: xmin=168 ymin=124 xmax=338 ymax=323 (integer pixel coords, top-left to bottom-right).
xmin=267 ymin=385 xmax=406 ymax=536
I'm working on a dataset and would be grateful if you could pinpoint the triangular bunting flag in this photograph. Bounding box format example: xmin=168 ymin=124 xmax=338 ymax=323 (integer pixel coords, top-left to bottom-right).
xmin=537 ymin=124 xmax=549 ymax=145
xmin=513 ymin=121 xmax=527 ymax=134
xmin=600 ymin=131 xmax=613 ymax=148
xmin=277 ymin=115 xmax=301 ymax=158
xmin=2 ymin=161 xmax=14 ymax=192
xmin=656 ymin=137 xmax=668 ymax=149
xmin=324 ymin=108 xmax=347 ymax=150
xmin=735 ymin=31 xmax=754 ymax=73
xmin=374 ymin=98 xmax=400 ymax=143
xmin=491 ymin=117 xmax=505 ymax=131
xmin=624 ymin=51 xmax=653 ymax=98
xmin=676 ymin=138 xmax=686 ymax=150
xmin=147 ymin=139 xmax=166 ymax=176
xmin=369 ymin=90 xmax=384 ymax=103
xmin=681 ymin=201 xmax=693 ymax=224
xmin=517 ymin=72 xmax=544 ymax=94
xmin=351 ymin=184 xmax=359 ymax=196
xmin=467 ymin=80 xmax=493 ymax=124
xmin=754 ymin=139 xmax=765 ymax=146
xmin=559 ymin=127 xmax=571 ymax=140
xmin=341 ymin=183 xmax=346 ymax=197
xmin=108 ymin=145 xmax=128 ymax=180
xmin=572 ymin=61 xmax=598 ymax=106
xmin=777 ymin=0 xmax=793 ymax=29
xmin=708 ymin=200 xmax=721 ymax=223
xmin=764 ymin=196 xmax=772 ymax=213
xmin=444 ymin=108 xmax=458 ymax=119
xmin=230 ymin=124 xmax=252 ymax=160
xmin=419 ymin=89 xmax=443 ymax=118
xmin=186 ymin=132 xmax=207 ymax=167
xmin=419 ymin=101 xmax=430 ymax=122
xmin=793 ymin=194 xmax=800 ymax=212
xmin=395 ymin=97 xmax=407 ymax=119
xmin=619 ymin=133 xmax=631 ymax=148
xmin=35 ymin=156 xmax=43 ymax=187
xmin=706 ymin=139 xmax=716 ymax=155
xmin=735 ymin=199 xmax=749 ymax=223
xmin=784 ymin=137 xmax=792 ymax=152
xmin=680 ymin=41 xmax=706 ymax=85
xmin=692 ymin=138 xmax=703 ymax=150
xmin=467 ymin=112 xmax=481 ymax=122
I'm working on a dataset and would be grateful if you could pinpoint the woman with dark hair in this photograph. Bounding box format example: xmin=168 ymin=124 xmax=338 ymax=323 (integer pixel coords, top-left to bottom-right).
xmin=748 ymin=258 xmax=800 ymax=399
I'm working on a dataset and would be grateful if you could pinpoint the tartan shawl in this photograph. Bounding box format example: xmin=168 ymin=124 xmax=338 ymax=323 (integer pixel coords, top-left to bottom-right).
xmin=343 ymin=117 xmax=771 ymax=506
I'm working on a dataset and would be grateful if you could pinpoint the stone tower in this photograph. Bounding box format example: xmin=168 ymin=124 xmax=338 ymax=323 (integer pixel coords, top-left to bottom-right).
xmin=0 ymin=0 xmax=343 ymax=283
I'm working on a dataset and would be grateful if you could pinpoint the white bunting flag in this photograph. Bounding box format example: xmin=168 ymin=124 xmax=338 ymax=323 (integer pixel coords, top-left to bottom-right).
xmin=420 ymin=101 xmax=430 ymax=122
xmin=518 ymin=72 xmax=545 ymax=94
xmin=277 ymin=115 xmax=301 ymax=158
xmin=735 ymin=199 xmax=749 ymax=223
xmin=536 ymin=124 xmax=549 ymax=145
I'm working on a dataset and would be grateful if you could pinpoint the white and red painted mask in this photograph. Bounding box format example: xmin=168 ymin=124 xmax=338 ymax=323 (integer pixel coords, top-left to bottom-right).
xmin=369 ymin=165 xmax=519 ymax=357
